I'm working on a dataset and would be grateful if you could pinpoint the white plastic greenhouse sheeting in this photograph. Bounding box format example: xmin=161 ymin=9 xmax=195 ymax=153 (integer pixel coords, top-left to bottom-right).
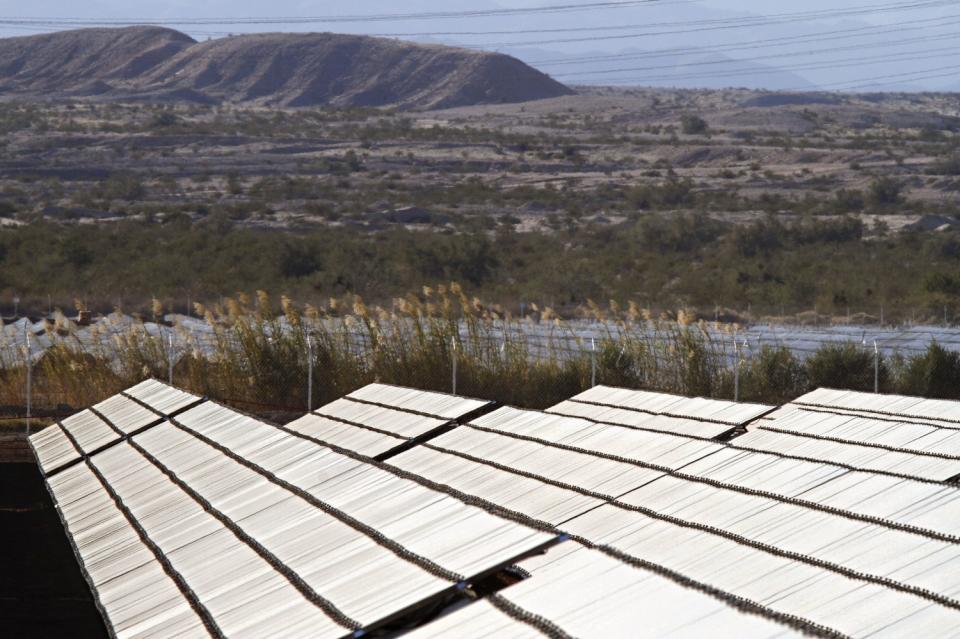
xmin=408 ymin=544 xmax=801 ymax=639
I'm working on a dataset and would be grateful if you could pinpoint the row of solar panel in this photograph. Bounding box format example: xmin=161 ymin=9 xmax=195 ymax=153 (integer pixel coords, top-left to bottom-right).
xmin=29 ymin=379 xmax=960 ymax=638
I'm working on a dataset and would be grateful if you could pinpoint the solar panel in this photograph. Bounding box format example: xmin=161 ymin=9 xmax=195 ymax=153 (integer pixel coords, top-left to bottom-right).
xmin=29 ymin=381 xmax=960 ymax=637
xmin=58 ymin=409 xmax=120 ymax=456
xmin=390 ymin=404 xmax=960 ymax=637
xmin=408 ymin=543 xmax=802 ymax=639
xmin=548 ymin=385 xmax=773 ymax=439
xmin=471 ymin=406 xmax=727 ymax=470
xmin=285 ymin=383 xmax=495 ymax=459
xmin=47 ymin=462 xmax=210 ymax=639
xmin=124 ymin=378 xmax=201 ymax=416
xmin=562 ymin=505 xmax=960 ymax=637
xmin=737 ymin=389 xmax=960 ymax=481
xmin=29 ymin=378 xmax=204 ymax=478
xmin=29 ymin=424 xmax=81 ymax=475
xmin=32 ymin=382 xmax=556 ymax=638
xmin=733 ymin=426 xmax=960 ymax=481
xmin=347 ymin=383 xmax=490 ymax=420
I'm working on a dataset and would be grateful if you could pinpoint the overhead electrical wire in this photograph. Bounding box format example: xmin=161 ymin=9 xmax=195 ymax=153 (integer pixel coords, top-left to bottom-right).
xmin=0 ymin=1 xmax=681 ymax=26
xmin=566 ymin=44 xmax=960 ymax=83
xmin=464 ymin=0 xmax=958 ymax=48
xmin=368 ymin=0 xmax=956 ymax=37
xmin=551 ymin=28 xmax=960 ymax=78
xmin=0 ymin=0 xmax=952 ymax=32
xmin=532 ymin=11 xmax=960 ymax=66
xmin=800 ymin=63 xmax=960 ymax=90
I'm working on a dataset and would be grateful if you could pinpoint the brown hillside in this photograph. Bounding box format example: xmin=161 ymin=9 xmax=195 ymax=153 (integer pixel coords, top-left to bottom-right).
xmin=0 ymin=28 xmax=572 ymax=109
xmin=137 ymin=32 xmax=573 ymax=108
xmin=0 ymin=27 xmax=195 ymax=93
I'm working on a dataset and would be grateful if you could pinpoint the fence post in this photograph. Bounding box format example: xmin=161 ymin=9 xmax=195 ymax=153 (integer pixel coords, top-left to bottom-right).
xmin=167 ymin=333 xmax=174 ymax=385
xmin=873 ymin=340 xmax=879 ymax=394
xmin=25 ymin=328 xmax=32 ymax=436
xmin=733 ymin=337 xmax=740 ymax=403
xmin=451 ymin=336 xmax=458 ymax=395
xmin=591 ymin=338 xmax=597 ymax=388
xmin=307 ymin=335 xmax=314 ymax=412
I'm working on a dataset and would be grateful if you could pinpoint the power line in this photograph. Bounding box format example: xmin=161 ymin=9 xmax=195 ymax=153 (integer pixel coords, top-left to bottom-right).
xmin=532 ymin=11 xmax=960 ymax=66
xmin=803 ymin=63 xmax=960 ymax=90
xmin=570 ymin=45 xmax=960 ymax=83
xmin=0 ymin=0 xmax=951 ymax=33
xmin=0 ymin=1 xmax=678 ymax=26
xmin=370 ymin=0 xmax=955 ymax=37
xmin=464 ymin=0 xmax=959 ymax=48
xmin=551 ymin=28 xmax=960 ymax=78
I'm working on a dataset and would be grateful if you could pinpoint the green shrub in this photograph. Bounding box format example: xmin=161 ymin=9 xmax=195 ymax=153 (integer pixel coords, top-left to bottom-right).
xmin=805 ymin=342 xmax=886 ymax=392
xmin=898 ymin=342 xmax=960 ymax=399
xmin=741 ymin=346 xmax=809 ymax=404
xmin=680 ymin=114 xmax=708 ymax=135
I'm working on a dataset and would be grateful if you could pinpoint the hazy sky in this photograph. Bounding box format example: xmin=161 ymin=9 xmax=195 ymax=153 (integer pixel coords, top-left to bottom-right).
xmin=0 ymin=1 xmax=956 ymax=91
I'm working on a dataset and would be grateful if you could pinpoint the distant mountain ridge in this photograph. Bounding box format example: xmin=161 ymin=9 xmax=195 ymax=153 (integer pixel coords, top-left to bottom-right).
xmin=0 ymin=26 xmax=573 ymax=109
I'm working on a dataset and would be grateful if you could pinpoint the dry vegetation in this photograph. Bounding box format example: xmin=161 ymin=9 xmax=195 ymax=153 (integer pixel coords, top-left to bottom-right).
xmin=3 ymin=89 xmax=960 ymax=320
xmin=4 ymin=286 xmax=960 ymax=420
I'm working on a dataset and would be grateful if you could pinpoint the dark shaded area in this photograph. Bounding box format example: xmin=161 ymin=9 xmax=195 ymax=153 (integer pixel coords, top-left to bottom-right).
xmin=0 ymin=446 xmax=107 ymax=638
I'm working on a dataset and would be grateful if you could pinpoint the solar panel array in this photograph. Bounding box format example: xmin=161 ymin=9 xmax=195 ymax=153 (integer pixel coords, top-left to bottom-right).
xmin=29 ymin=381 xmax=556 ymax=639
xmin=284 ymin=383 xmax=493 ymax=460
xmin=741 ymin=388 xmax=960 ymax=482
xmin=389 ymin=390 xmax=960 ymax=637
xmin=29 ymin=381 xmax=960 ymax=638
xmin=548 ymin=384 xmax=774 ymax=440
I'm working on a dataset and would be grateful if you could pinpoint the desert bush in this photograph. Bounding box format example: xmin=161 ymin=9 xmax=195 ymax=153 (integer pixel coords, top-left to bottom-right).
xmin=805 ymin=342 xmax=887 ymax=392
xmin=897 ymin=342 xmax=960 ymax=399
xmin=680 ymin=114 xmax=708 ymax=135
xmin=739 ymin=345 xmax=809 ymax=404
xmin=868 ymin=177 xmax=905 ymax=207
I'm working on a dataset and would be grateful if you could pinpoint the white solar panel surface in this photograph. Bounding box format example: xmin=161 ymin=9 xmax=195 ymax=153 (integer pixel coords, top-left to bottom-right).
xmin=48 ymin=462 xmax=211 ymax=639
xmin=739 ymin=389 xmax=960 ymax=481
xmin=285 ymin=384 xmax=493 ymax=458
xmin=32 ymin=382 xmax=555 ymax=639
xmin=347 ymin=383 xmax=489 ymax=420
xmin=564 ymin=505 xmax=960 ymax=637
xmin=30 ymin=382 xmax=960 ymax=638
xmin=124 ymin=378 xmax=201 ymax=415
xmin=408 ymin=544 xmax=801 ymax=639
xmin=392 ymin=403 xmax=960 ymax=638
xmin=549 ymin=385 xmax=773 ymax=439
xmin=30 ymin=424 xmax=81 ymax=475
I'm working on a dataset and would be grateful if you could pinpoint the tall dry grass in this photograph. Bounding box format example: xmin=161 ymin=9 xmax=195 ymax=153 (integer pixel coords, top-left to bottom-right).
xmin=0 ymin=284 xmax=751 ymax=416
